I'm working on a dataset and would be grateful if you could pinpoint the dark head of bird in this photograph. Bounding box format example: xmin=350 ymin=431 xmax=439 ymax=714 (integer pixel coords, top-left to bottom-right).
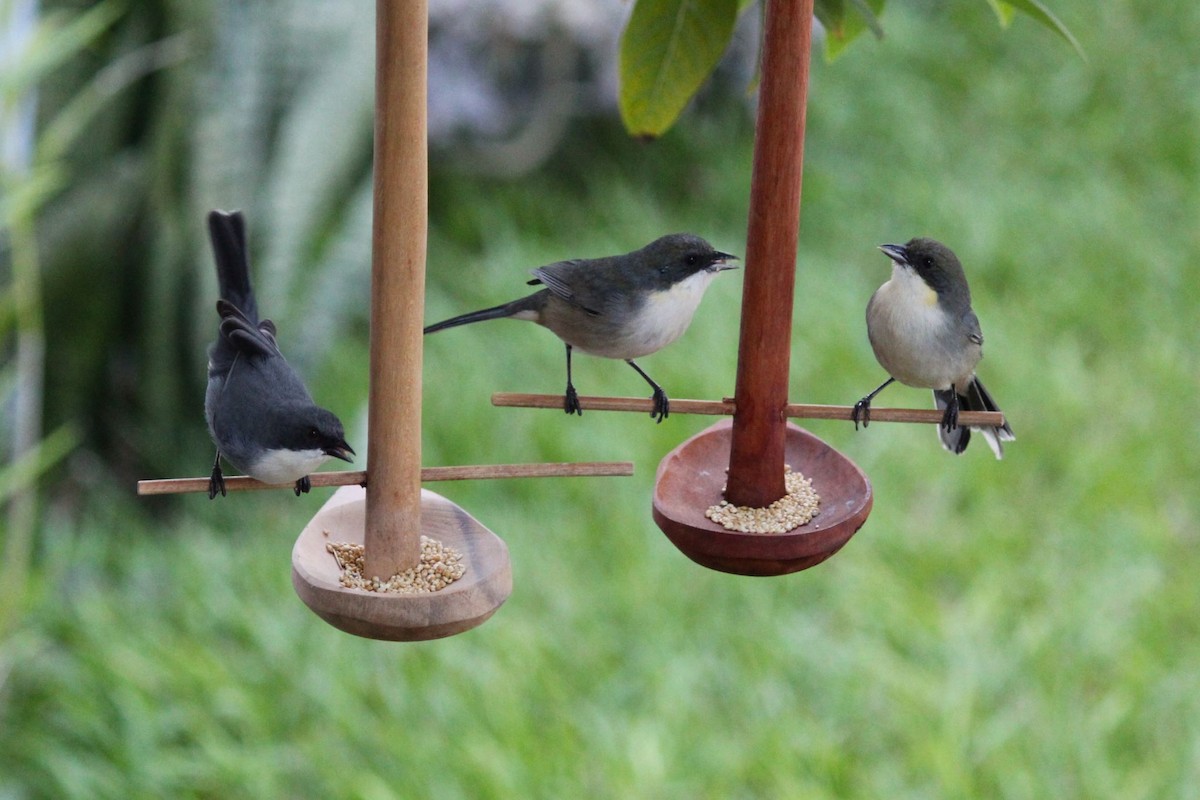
xmin=633 ymin=233 xmax=739 ymax=291
xmin=879 ymin=237 xmax=970 ymax=303
xmin=270 ymin=406 xmax=355 ymax=463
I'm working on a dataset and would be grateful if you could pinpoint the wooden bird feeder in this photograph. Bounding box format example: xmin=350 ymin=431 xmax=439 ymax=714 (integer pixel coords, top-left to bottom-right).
xmin=139 ymin=0 xmax=633 ymax=642
xmin=286 ymin=0 xmax=513 ymax=640
xmin=285 ymin=0 xmax=637 ymax=640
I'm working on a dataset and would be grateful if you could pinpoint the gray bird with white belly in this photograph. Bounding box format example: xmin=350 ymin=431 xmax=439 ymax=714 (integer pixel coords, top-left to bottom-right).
xmin=852 ymin=237 xmax=1014 ymax=458
xmin=423 ymin=234 xmax=738 ymax=423
xmin=204 ymin=210 xmax=354 ymax=498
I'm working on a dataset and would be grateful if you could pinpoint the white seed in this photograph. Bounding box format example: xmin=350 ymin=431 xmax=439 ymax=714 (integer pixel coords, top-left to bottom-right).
xmin=704 ymin=465 xmax=820 ymax=534
xmin=327 ymin=535 xmax=468 ymax=594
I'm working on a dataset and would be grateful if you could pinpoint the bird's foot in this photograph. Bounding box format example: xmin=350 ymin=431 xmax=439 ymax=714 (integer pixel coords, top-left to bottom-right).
xmin=294 ymin=476 xmax=312 ymax=496
xmin=563 ymin=384 xmax=582 ymax=416
xmin=650 ymin=387 xmax=670 ymax=423
xmin=851 ymin=397 xmax=873 ymax=430
xmin=940 ymin=395 xmax=960 ymax=432
xmin=208 ymin=463 xmax=227 ymax=500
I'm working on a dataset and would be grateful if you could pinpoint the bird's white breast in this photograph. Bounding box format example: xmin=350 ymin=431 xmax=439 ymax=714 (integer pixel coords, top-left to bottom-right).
xmin=869 ymin=264 xmax=978 ymax=389
xmin=248 ymin=448 xmax=330 ymax=484
xmin=616 ymin=269 xmax=718 ymax=359
xmin=875 ymin=263 xmax=944 ymax=334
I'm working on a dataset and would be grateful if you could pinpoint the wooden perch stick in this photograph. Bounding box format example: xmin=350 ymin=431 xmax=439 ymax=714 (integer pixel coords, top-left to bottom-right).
xmin=491 ymin=392 xmax=1007 ymax=428
xmin=493 ymin=392 xmax=736 ymax=416
xmin=137 ymin=461 xmax=635 ymax=496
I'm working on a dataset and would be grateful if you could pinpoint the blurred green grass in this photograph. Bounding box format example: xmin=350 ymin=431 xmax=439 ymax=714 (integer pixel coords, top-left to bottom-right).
xmin=5 ymin=0 xmax=1200 ymax=797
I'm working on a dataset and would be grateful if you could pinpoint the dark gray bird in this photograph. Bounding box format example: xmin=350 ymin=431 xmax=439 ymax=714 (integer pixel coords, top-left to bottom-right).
xmin=424 ymin=234 xmax=738 ymax=422
xmin=204 ymin=210 xmax=354 ymax=498
xmin=852 ymin=237 xmax=1014 ymax=458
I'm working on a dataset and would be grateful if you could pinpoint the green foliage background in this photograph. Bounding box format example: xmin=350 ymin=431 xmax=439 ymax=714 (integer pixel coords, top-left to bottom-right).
xmin=3 ymin=0 xmax=1200 ymax=797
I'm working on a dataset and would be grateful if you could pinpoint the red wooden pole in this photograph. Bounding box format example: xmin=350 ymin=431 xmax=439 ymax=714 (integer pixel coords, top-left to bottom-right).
xmin=725 ymin=0 xmax=813 ymax=508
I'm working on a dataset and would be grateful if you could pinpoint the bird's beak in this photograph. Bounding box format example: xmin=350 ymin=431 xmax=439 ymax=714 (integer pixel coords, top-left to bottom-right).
xmin=710 ymin=252 xmax=740 ymax=271
xmin=325 ymin=440 xmax=356 ymax=463
xmin=878 ymin=243 xmax=909 ymax=266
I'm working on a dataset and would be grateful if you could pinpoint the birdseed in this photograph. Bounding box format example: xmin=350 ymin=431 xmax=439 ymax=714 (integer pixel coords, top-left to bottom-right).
xmin=705 ymin=465 xmax=820 ymax=534
xmin=325 ymin=536 xmax=466 ymax=593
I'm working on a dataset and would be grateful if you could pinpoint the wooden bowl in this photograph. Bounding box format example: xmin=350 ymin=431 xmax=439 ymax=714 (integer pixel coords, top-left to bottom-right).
xmin=292 ymin=485 xmax=512 ymax=641
xmin=652 ymin=419 xmax=872 ymax=576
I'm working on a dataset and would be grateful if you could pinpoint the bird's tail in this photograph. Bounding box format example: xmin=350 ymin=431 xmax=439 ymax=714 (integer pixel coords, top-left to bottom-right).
xmin=208 ymin=210 xmax=258 ymax=322
xmin=934 ymin=377 xmax=1015 ymax=459
xmin=423 ymin=292 xmax=546 ymax=335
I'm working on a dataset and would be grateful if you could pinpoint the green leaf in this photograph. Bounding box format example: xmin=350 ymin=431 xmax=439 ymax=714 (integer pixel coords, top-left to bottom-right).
xmin=619 ymin=0 xmax=740 ymax=138
xmin=845 ymin=0 xmax=885 ymax=39
xmin=816 ymin=0 xmax=886 ymax=61
xmin=988 ymin=0 xmax=1085 ymax=59
xmin=984 ymin=0 xmax=1016 ymax=26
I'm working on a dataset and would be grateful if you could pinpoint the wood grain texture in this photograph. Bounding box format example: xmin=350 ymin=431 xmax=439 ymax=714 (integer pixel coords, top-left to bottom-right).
xmin=364 ymin=0 xmax=428 ymax=577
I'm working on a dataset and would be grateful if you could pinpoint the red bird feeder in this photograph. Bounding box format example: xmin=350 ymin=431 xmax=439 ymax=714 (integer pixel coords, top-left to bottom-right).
xmin=650 ymin=0 xmax=872 ymax=575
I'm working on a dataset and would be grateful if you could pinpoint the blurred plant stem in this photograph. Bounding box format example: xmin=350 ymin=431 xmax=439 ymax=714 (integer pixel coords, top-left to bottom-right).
xmin=1 ymin=0 xmax=42 ymax=639
xmin=1 ymin=185 xmax=76 ymax=635
xmin=1 ymin=0 xmax=183 ymax=636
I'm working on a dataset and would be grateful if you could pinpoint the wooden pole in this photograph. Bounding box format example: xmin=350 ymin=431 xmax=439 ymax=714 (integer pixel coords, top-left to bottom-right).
xmin=725 ymin=0 xmax=813 ymax=508
xmin=364 ymin=0 xmax=427 ymax=579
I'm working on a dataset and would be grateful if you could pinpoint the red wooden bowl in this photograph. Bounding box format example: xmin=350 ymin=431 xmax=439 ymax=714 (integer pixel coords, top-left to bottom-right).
xmin=652 ymin=419 xmax=872 ymax=576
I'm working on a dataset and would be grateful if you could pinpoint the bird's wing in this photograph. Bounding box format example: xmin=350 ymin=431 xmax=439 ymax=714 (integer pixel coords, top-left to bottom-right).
xmin=216 ymin=299 xmax=282 ymax=357
xmin=963 ymin=309 xmax=984 ymax=346
xmin=528 ymin=260 xmax=602 ymax=316
xmin=258 ymin=318 xmax=279 ymax=344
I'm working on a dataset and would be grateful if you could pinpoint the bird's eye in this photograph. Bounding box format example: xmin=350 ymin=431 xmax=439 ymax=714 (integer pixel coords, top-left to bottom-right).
xmin=308 ymin=428 xmax=320 ymax=440
xmin=921 ymin=257 xmax=935 ymax=269
xmin=685 ymin=254 xmax=699 ymax=266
